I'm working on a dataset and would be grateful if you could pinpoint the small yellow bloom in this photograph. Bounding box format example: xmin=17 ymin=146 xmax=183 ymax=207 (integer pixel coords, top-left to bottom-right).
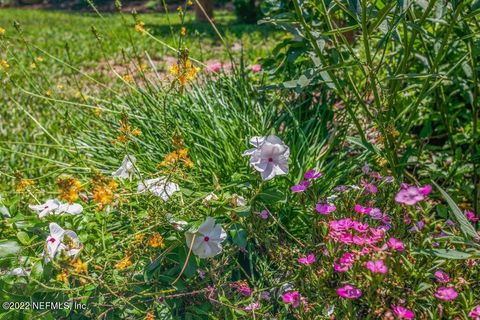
xmin=180 ymin=27 xmax=187 ymax=36
xmin=0 ymin=27 xmax=5 ymax=35
xmin=148 ymin=232 xmax=165 ymax=248
xmin=0 ymin=59 xmax=9 ymax=70
xmin=140 ymin=62 xmax=148 ymax=72
xmin=187 ymin=0 xmax=193 ymax=6
xmin=72 ymin=259 xmax=88 ymax=274
xmin=92 ymin=176 xmax=118 ymax=210
xmin=30 ymin=63 xmax=37 ymax=69
xmin=94 ymin=106 xmax=102 ymax=117
xmin=135 ymin=21 xmax=145 ymax=33
xmin=46 ymin=89 xmax=52 ymax=97
xmin=145 ymin=312 xmax=155 ymax=320
xmin=176 ymin=6 xmax=183 ymax=12
xmin=116 ymin=255 xmax=132 ymax=270
xmin=134 ymin=233 xmax=145 ymax=244
xmin=36 ymin=56 xmax=44 ymax=62
xmin=123 ymin=74 xmax=133 ymax=83
xmin=57 ymin=176 xmax=82 ymax=203
xmin=16 ymin=179 xmax=34 ymax=192
xmin=56 ymin=271 xmax=69 ymax=284
xmin=131 ymin=128 xmax=142 ymax=136
xmin=56 ymin=84 xmax=64 ymax=90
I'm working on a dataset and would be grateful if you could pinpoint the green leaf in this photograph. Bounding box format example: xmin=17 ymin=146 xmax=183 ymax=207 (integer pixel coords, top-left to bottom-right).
xmin=16 ymin=231 xmax=30 ymax=245
xmin=0 ymin=240 xmax=21 ymax=258
xmin=419 ymin=248 xmax=472 ymax=260
xmin=433 ymin=182 xmax=478 ymax=240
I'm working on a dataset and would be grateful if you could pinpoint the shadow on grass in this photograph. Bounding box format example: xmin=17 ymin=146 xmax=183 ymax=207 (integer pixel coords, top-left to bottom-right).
xmin=146 ymin=21 xmax=276 ymax=40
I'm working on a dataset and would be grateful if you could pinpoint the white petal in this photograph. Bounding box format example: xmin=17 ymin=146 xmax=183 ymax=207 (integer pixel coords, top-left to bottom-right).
xmin=249 ymin=136 xmax=266 ymax=147
xmin=49 ymin=223 xmax=65 ymax=238
xmin=56 ymin=203 xmax=83 ymax=215
xmin=260 ymin=164 xmax=276 ymax=181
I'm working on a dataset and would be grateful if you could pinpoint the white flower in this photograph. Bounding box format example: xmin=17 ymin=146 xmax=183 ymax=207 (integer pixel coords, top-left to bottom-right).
xmin=203 ymin=192 xmax=219 ymax=205
xmin=112 ymin=154 xmax=137 ymax=179
xmin=29 ymin=199 xmax=83 ymax=218
xmin=10 ymin=267 xmax=31 ymax=277
xmin=185 ymin=217 xmax=227 ymax=259
xmin=243 ymin=135 xmax=289 ymax=181
xmin=232 ymin=194 xmax=246 ymax=207
xmin=44 ymin=223 xmax=81 ymax=262
xmin=137 ymin=177 xmax=180 ymax=201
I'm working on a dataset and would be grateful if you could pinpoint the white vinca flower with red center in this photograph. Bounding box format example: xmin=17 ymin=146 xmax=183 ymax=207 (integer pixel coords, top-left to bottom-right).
xmin=112 ymin=154 xmax=137 ymax=179
xmin=243 ymin=135 xmax=289 ymax=181
xmin=44 ymin=223 xmax=81 ymax=262
xmin=29 ymin=199 xmax=83 ymax=218
xmin=185 ymin=217 xmax=227 ymax=259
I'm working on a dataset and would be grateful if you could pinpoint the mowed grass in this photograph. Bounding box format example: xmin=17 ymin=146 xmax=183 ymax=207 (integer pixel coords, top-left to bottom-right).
xmin=0 ymin=9 xmax=280 ymax=189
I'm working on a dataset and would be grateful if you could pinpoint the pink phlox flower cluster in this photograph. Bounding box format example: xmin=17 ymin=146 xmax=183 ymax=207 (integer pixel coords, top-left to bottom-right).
xmin=395 ymin=184 xmax=432 ymax=205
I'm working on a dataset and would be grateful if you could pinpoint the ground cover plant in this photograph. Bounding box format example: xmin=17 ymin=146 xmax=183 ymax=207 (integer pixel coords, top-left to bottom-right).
xmin=0 ymin=0 xmax=479 ymax=319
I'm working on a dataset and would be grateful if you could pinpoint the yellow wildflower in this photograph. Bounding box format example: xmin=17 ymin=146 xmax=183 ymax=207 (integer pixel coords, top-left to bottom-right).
xmin=123 ymin=74 xmax=133 ymax=83
xmin=169 ymin=58 xmax=199 ymax=86
xmin=180 ymin=27 xmax=187 ymax=36
xmin=0 ymin=59 xmax=9 ymax=70
xmin=56 ymin=84 xmax=64 ymax=90
xmin=140 ymin=62 xmax=148 ymax=72
xmin=16 ymin=179 xmax=34 ymax=192
xmin=159 ymin=148 xmax=193 ymax=169
xmin=134 ymin=233 xmax=145 ymax=244
xmin=46 ymin=89 xmax=52 ymax=97
xmin=92 ymin=175 xmax=118 ymax=210
xmin=94 ymin=106 xmax=102 ymax=117
xmin=135 ymin=21 xmax=145 ymax=33
xmin=30 ymin=63 xmax=37 ymax=69
xmin=145 ymin=312 xmax=155 ymax=320
xmin=148 ymin=233 xmax=165 ymax=248
xmin=115 ymin=255 xmax=132 ymax=270
xmin=0 ymin=27 xmax=5 ymax=35
xmin=176 ymin=6 xmax=182 ymax=12
xmin=57 ymin=176 xmax=82 ymax=203
xmin=56 ymin=271 xmax=69 ymax=284
xmin=36 ymin=56 xmax=44 ymax=62
xmin=187 ymin=0 xmax=193 ymax=6
xmin=72 ymin=259 xmax=88 ymax=274
xmin=131 ymin=128 xmax=142 ymax=136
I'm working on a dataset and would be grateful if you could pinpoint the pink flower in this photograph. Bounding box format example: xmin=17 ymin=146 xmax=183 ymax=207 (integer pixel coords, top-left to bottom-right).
xmin=205 ymin=61 xmax=223 ymax=73
xmin=250 ymin=64 xmax=262 ymax=73
xmin=258 ymin=209 xmax=269 ymax=220
xmin=418 ymin=184 xmax=432 ymax=196
xmin=434 ymin=270 xmax=450 ymax=283
xmin=232 ymin=281 xmax=252 ymax=297
xmin=316 ymin=203 xmax=336 ymax=215
xmin=466 ymin=210 xmax=479 ymax=222
xmin=354 ymin=204 xmax=372 ymax=214
xmin=304 ymin=169 xmax=322 ymax=180
xmin=361 ymin=180 xmax=378 ymax=194
xmin=298 ymin=253 xmax=315 ymax=265
xmin=244 ymin=301 xmax=260 ymax=311
xmin=395 ymin=185 xmax=431 ymax=205
xmin=365 ymin=259 xmax=388 ymax=274
xmin=291 ymin=180 xmax=310 ymax=193
xmin=469 ymin=305 xmax=480 ymax=319
xmin=391 ymin=305 xmax=415 ymax=319
xmin=336 ymin=284 xmax=362 ymax=299
xmin=282 ymin=291 xmax=301 ymax=308
xmin=434 ymin=287 xmax=458 ymax=301
xmin=395 ymin=187 xmax=424 ymax=205
xmin=387 ymin=238 xmax=405 ymax=252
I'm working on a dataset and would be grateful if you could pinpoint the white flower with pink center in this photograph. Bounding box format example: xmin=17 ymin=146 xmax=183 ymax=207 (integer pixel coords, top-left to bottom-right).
xmin=44 ymin=223 xmax=81 ymax=262
xmin=185 ymin=217 xmax=227 ymax=258
xmin=243 ymin=136 xmax=289 ymax=181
